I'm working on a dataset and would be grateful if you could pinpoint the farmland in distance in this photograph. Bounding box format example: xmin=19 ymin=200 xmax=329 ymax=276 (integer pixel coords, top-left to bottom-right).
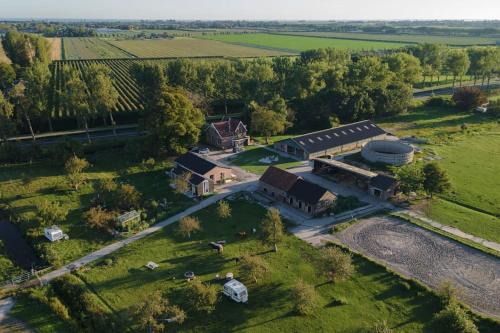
xmin=198 ymin=33 xmax=407 ymax=52
xmin=273 ymin=31 xmax=499 ymax=46
xmin=63 ymin=37 xmax=133 ymax=60
xmin=108 ymin=38 xmax=292 ymax=57
xmin=46 ymin=37 xmax=62 ymax=60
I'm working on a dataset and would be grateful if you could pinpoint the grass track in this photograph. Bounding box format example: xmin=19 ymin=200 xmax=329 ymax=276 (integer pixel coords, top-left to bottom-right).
xmin=199 ymin=33 xmax=407 ymax=52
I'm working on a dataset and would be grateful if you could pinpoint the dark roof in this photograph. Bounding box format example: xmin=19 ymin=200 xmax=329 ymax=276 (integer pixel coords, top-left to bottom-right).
xmin=175 ymin=152 xmax=229 ymax=175
xmin=288 ymin=179 xmax=334 ymax=205
xmin=259 ymin=166 xmax=300 ymax=192
xmin=172 ymin=166 xmax=207 ymax=185
xmin=370 ymin=174 xmax=398 ymax=191
xmin=288 ymin=120 xmax=386 ymax=154
xmin=211 ymin=119 xmax=246 ymax=138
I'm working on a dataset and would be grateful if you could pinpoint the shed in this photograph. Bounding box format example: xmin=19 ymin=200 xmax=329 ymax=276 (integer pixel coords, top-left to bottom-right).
xmin=116 ymin=210 xmax=141 ymax=231
xmin=223 ymin=279 xmax=248 ymax=303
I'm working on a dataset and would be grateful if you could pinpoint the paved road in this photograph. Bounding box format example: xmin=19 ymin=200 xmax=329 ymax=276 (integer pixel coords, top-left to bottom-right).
xmin=39 ymin=180 xmax=256 ymax=285
xmin=333 ymin=216 xmax=500 ymax=318
xmin=413 ymin=81 xmax=500 ymax=99
xmin=0 ymin=298 xmax=14 ymax=322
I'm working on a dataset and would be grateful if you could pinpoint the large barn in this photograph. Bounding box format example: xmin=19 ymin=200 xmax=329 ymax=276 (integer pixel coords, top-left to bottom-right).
xmin=273 ymin=120 xmax=387 ymax=160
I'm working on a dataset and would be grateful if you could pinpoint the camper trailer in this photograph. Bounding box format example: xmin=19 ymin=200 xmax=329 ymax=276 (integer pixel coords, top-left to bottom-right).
xmin=223 ymin=279 xmax=248 ymax=303
xmin=44 ymin=226 xmax=67 ymax=242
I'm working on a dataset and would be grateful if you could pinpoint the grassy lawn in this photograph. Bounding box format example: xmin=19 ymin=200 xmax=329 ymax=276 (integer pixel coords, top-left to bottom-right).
xmin=228 ymin=145 xmax=303 ymax=174
xmin=68 ymin=199 xmax=455 ymax=332
xmin=0 ymin=149 xmax=194 ymax=267
xmin=199 ymin=33 xmax=406 ymax=52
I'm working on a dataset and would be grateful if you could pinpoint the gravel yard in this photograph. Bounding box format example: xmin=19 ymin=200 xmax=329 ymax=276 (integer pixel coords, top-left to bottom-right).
xmin=334 ymin=216 xmax=500 ymax=318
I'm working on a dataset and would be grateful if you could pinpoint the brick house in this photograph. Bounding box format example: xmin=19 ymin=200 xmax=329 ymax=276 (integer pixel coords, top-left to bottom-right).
xmin=171 ymin=152 xmax=234 ymax=196
xmin=206 ymin=119 xmax=250 ymax=149
xmin=259 ymin=166 xmax=336 ymax=216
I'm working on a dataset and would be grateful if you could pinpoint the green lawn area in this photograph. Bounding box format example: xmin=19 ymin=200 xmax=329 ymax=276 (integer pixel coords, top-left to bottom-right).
xmin=378 ymin=106 xmax=500 ymax=243
xmin=62 ymin=200 xmax=456 ymax=332
xmin=0 ymin=149 xmax=194 ymax=267
xmin=228 ymin=145 xmax=303 ymax=174
xmin=199 ymin=33 xmax=406 ymax=52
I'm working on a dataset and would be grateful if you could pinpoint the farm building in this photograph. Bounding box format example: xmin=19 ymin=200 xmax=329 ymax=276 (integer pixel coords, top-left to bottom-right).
xmin=312 ymin=159 xmax=398 ymax=200
xmin=274 ymin=120 xmax=387 ymax=160
xmin=171 ymin=152 xmax=235 ymax=196
xmin=206 ymin=118 xmax=250 ymax=149
xmin=259 ymin=166 xmax=336 ymax=216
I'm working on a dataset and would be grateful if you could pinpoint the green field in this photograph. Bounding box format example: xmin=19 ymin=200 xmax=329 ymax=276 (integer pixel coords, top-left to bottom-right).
xmin=0 ymin=149 xmax=194 ymax=267
xmin=63 ymin=37 xmax=133 ymax=60
xmin=275 ymin=31 xmax=499 ymax=46
xmin=378 ymin=106 xmax=500 ymax=243
xmin=199 ymin=33 xmax=407 ymax=52
xmin=62 ymin=200 xmax=447 ymax=332
xmin=228 ymin=145 xmax=303 ymax=174
xmin=108 ymin=37 xmax=290 ymax=58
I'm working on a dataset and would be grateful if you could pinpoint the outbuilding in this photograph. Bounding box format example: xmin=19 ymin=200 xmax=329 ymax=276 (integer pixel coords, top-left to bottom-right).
xmin=223 ymin=279 xmax=248 ymax=303
xmin=44 ymin=226 xmax=67 ymax=242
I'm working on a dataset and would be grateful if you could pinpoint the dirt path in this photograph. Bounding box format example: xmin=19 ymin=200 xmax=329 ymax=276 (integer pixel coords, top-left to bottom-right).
xmin=333 ymin=216 xmax=500 ymax=318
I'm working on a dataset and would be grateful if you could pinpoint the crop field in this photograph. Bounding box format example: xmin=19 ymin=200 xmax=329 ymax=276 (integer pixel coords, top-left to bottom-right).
xmin=45 ymin=37 xmax=62 ymax=60
xmin=199 ymin=33 xmax=407 ymax=52
xmin=51 ymin=59 xmax=148 ymax=116
xmin=108 ymin=37 xmax=291 ymax=57
xmin=0 ymin=40 xmax=11 ymax=63
xmin=275 ymin=32 xmax=499 ymax=46
xmin=62 ymin=37 xmax=133 ymax=60
xmin=378 ymin=106 xmax=500 ymax=243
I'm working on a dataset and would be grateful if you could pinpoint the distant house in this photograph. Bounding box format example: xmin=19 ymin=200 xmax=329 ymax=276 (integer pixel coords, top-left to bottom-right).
xmin=259 ymin=166 xmax=336 ymax=216
xmin=274 ymin=120 xmax=387 ymax=160
xmin=171 ymin=152 xmax=234 ymax=196
xmin=206 ymin=119 xmax=249 ymax=149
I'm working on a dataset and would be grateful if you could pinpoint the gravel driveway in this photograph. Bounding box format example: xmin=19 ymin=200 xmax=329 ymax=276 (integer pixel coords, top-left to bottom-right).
xmin=334 ymin=216 xmax=500 ymax=318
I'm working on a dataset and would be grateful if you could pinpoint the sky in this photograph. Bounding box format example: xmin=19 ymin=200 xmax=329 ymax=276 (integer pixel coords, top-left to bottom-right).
xmin=0 ymin=0 xmax=499 ymax=20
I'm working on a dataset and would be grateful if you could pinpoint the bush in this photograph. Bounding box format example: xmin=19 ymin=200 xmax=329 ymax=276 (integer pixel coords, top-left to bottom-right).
xmin=115 ymin=184 xmax=142 ymax=210
xmin=239 ymin=255 xmax=270 ymax=284
xmin=187 ymin=280 xmax=219 ymax=314
xmin=426 ymin=96 xmax=453 ymax=108
xmin=432 ymin=304 xmax=479 ymax=333
xmin=330 ymin=296 xmax=348 ymax=306
xmin=452 ymin=87 xmax=487 ymax=111
xmin=292 ymin=280 xmax=321 ymax=316
xmin=320 ymin=247 xmax=355 ymax=283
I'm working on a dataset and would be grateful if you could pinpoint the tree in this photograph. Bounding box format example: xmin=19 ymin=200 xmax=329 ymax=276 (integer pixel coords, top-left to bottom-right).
xmin=177 ymin=216 xmax=201 ymax=239
xmin=84 ymin=64 xmax=119 ymax=134
xmin=187 ymin=280 xmax=219 ymax=314
xmin=134 ymin=290 xmax=169 ymax=333
xmin=239 ymin=255 xmax=270 ymax=284
xmin=444 ymin=49 xmax=470 ymax=88
xmin=0 ymin=62 xmax=16 ymax=90
xmin=320 ymin=247 xmax=354 ymax=283
xmin=23 ymin=61 xmax=53 ymax=131
xmin=64 ymin=155 xmax=89 ymax=190
xmin=172 ymin=172 xmax=191 ymax=195
xmin=384 ymin=52 xmax=423 ymax=85
xmin=8 ymin=82 xmax=36 ymax=141
xmin=36 ymin=200 xmax=68 ymax=227
xmin=115 ymin=184 xmax=141 ymax=210
xmin=432 ymin=304 xmax=479 ymax=333
xmin=394 ymin=164 xmax=424 ymax=195
xmin=260 ymin=207 xmax=285 ymax=252
xmin=93 ymin=178 xmax=118 ymax=207
xmin=212 ymin=62 xmax=239 ymax=115
xmin=164 ymin=305 xmax=186 ymax=324
xmin=85 ymin=206 xmax=116 ymax=233
xmin=250 ymin=102 xmax=287 ymax=144
xmin=423 ymin=163 xmax=451 ymax=197
xmin=216 ymin=200 xmax=231 ymax=220
xmin=141 ymin=86 xmax=204 ymax=154
xmin=292 ymin=279 xmax=321 ymax=316
xmin=452 ymin=87 xmax=487 ymax=111
xmin=0 ymin=91 xmax=15 ymax=141
xmin=61 ymin=67 xmax=92 ymax=142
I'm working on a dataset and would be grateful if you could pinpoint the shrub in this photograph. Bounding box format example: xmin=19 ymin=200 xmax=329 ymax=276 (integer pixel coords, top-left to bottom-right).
xmin=239 ymin=255 xmax=270 ymax=284
xmin=36 ymin=200 xmax=68 ymax=227
xmin=85 ymin=206 xmax=116 ymax=233
xmin=452 ymin=87 xmax=487 ymax=111
xmin=64 ymin=155 xmax=89 ymax=191
xmin=115 ymin=184 xmax=142 ymax=210
xmin=426 ymin=96 xmax=453 ymax=108
xmin=217 ymin=200 xmax=231 ymax=219
xmin=292 ymin=280 xmax=321 ymax=316
xmin=432 ymin=304 xmax=479 ymax=333
xmin=330 ymin=296 xmax=349 ymax=306
xmin=177 ymin=216 xmax=201 ymax=239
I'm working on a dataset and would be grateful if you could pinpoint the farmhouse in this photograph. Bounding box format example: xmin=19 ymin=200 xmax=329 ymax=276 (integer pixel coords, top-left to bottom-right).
xmin=206 ymin=118 xmax=250 ymax=149
xmin=171 ymin=152 xmax=234 ymax=196
xmin=274 ymin=120 xmax=387 ymax=160
xmin=259 ymin=166 xmax=336 ymax=216
xmin=312 ymin=158 xmax=398 ymax=200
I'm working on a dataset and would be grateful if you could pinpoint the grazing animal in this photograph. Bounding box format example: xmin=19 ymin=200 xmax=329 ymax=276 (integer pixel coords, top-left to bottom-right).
xmin=236 ymin=231 xmax=247 ymax=238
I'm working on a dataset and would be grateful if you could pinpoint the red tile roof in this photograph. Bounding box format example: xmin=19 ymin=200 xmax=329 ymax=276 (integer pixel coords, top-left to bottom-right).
xmin=212 ymin=119 xmax=246 ymax=138
xmin=259 ymin=166 xmax=300 ymax=192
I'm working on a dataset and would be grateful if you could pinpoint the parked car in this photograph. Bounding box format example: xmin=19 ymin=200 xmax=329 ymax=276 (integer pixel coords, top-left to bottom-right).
xmin=198 ymin=148 xmax=210 ymax=154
